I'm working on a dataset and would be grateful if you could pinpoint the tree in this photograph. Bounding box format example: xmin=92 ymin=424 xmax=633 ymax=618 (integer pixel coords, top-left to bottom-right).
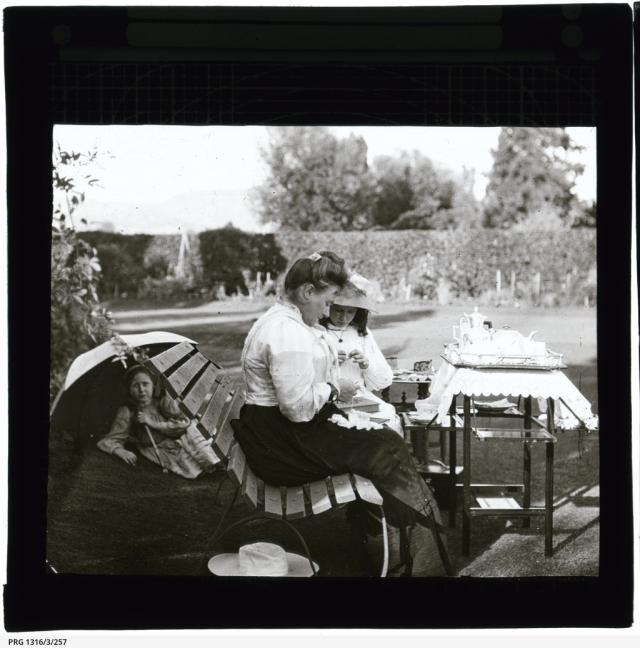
xmin=50 ymin=145 xmax=113 ymax=403
xmin=253 ymin=127 xmax=376 ymax=230
xmin=483 ymin=127 xmax=585 ymax=228
xmin=370 ymin=154 xmax=418 ymax=228
xmin=371 ymin=151 xmax=483 ymax=230
xmin=198 ymin=225 xmax=287 ymax=295
xmin=78 ymin=231 xmax=153 ymax=298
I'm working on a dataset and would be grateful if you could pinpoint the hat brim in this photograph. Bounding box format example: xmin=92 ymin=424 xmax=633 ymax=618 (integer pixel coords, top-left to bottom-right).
xmin=207 ymin=552 xmax=318 ymax=577
xmin=332 ymin=297 xmax=377 ymax=313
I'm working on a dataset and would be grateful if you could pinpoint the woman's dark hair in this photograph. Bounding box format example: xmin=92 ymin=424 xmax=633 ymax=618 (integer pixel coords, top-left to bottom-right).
xmin=284 ymin=250 xmax=349 ymax=293
xmin=320 ymin=307 xmax=369 ymax=337
xmin=351 ymin=308 xmax=369 ymax=337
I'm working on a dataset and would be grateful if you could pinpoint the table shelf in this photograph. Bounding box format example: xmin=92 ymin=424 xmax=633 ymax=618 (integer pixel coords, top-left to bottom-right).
xmin=462 ymin=482 xmax=524 ymax=494
xmin=472 ymin=408 xmax=548 ymax=428
xmin=402 ymin=412 xmax=464 ymax=429
xmin=467 ymin=484 xmax=546 ymax=517
xmin=417 ymin=463 xmax=464 ymax=477
xmin=475 ymin=495 xmax=520 ymax=510
xmin=469 ymin=504 xmax=546 ymax=517
xmin=473 ymin=427 xmax=557 ymax=443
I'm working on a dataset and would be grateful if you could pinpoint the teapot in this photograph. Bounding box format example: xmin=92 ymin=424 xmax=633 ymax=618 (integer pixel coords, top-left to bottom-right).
xmin=493 ymin=328 xmax=522 ymax=344
xmin=526 ymin=330 xmax=546 ymax=356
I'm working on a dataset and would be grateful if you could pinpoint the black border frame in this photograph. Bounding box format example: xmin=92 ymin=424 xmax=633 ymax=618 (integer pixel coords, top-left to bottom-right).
xmin=4 ymin=4 xmax=633 ymax=630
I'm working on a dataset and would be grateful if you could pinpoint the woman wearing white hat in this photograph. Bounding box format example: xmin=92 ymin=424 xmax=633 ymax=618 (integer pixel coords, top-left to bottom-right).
xmin=319 ymin=274 xmax=402 ymax=436
xmin=233 ymin=251 xmax=451 ymax=577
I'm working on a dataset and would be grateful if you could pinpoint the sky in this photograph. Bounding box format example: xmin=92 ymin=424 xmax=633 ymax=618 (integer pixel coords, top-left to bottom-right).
xmin=54 ymin=124 xmax=597 ymax=235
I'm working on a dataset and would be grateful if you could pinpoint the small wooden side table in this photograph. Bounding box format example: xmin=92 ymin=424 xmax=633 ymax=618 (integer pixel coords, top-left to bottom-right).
xmin=400 ymin=402 xmax=464 ymax=528
xmin=381 ymin=378 xmax=431 ymax=412
xmin=459 ymin=395 xmax=557 ymax=557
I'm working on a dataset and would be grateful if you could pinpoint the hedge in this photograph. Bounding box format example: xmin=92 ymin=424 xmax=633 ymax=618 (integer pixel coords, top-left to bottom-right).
xmin=198 ymin=227 xmax=287 ymax=294
xmin=273 ymin=229 xmax=597 ymax=299
xmin=82 ymin=227 xmax=596 ymax=302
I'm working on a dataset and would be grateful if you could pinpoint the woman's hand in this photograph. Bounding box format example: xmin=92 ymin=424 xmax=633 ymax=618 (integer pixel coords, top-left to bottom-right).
xmin=113 ymin=447 xmax=137 ymax=466
xmin=337 ymin=378 xmax=358 ymax=403
xmin=337 ymin=349 xmax=347 ymax=365
xmin=136 ymin=411 xmax=153 ymax=427
xmin=348 ymin=349 xmax=369 ymax=370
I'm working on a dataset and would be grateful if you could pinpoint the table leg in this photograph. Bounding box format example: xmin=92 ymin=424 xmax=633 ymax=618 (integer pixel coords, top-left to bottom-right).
xmin=522 ymin=396 xmax=532 ymax=528
xmin=449 ymin=421 xmax=457 ymax=528
xmin=439 ymin=430 xmax=447 ymax=462
xmin=412 ymin=427 xmax=428 ymax=465
xmin=545 ymin=398 xmax=555 ymax=557
xmin=410 ymin=428 xmax=418 ymax=457
xmin=462 ymin=395 xmax=471 ymax=556
xmin=417 ymin=382 xmax=430 ymax=400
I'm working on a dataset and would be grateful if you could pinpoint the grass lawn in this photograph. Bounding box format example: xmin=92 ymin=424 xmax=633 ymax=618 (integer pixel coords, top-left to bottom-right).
xmin=48 ymin=300 xmax=599 ymax=577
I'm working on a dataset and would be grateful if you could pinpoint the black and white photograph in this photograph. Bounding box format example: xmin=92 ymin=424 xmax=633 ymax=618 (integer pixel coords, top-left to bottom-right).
xmin=3 ymin=2 xmax=634 ymax=633
xmin=47 ymin=124 xmax=600 ymax=579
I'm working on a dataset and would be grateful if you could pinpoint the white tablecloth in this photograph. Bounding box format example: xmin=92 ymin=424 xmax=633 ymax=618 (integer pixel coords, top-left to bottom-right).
xmin=415 ymin=359 xmax=599 ymax=431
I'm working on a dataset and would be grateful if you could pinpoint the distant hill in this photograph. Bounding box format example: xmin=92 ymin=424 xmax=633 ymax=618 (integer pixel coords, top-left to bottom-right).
xmin=75 ymin=188 xmax=273 ymax=234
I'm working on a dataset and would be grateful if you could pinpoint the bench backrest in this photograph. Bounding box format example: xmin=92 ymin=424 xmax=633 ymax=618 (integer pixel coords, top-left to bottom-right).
xmin=145 ymin=342 xmax=244 ymax=461
xmin=145 ymin=342 xmax=383 ymax=518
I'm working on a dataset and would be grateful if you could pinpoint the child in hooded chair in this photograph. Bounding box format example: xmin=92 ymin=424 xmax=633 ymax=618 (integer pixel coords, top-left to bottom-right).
xmin=320 ymin=274 xmax=402 ymax=436
xmin=97 ymin=365 xmax=219 ymax=479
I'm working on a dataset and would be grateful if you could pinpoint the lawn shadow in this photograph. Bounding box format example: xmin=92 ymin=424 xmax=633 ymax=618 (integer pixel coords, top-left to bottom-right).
xmin=372 ymin=308 xmax=436 ymax=328
xmin=47 ymin=441 xmax=231 ymax=575
xmin=563 ymin=357 xmax=598 ymax=412
xmin=550 ymin=481 xmax=599 ymax=553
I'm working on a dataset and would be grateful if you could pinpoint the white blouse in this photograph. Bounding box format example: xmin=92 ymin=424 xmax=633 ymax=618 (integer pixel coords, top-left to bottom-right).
xmin=241 ymin=300 xmax=339 ymax=423
xmin=324 ymin=324 xmax=393 ymax=393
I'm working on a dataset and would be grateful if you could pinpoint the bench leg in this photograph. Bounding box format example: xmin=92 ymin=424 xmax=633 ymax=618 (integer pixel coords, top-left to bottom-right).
xmin=211 ymin=481 xmax=239 ymax=539
xmin=380 ymin=507 xmax=389 ymax=578
xmin=199 ymin=482 xmax=240 ymax=573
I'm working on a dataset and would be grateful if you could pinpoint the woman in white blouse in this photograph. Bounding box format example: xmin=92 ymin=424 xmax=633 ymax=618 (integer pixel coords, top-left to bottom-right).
xmin=235 ymin=251 xmax=450 ymax=576
xmin=319 ymin=275 xmax=402 ymax=435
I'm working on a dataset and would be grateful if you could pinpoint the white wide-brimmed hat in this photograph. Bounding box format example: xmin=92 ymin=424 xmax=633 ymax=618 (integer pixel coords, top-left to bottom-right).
xmin=333 ymin=272 xmax=377 ymax=312
xmin=207 ymin=542 xmax=318 ymax=577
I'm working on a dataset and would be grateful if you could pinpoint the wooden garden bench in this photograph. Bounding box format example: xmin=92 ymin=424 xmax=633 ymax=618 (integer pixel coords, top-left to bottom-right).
xmin=143 ymin=341 xmax=387 ymax=575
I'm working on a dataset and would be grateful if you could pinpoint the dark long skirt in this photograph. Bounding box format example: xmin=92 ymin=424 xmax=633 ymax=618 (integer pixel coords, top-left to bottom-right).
xmin=234 ymin=402 xmax=451 ymax=575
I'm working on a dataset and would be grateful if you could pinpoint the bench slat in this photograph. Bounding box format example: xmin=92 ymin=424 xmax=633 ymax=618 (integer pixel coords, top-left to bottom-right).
xmin=198 ymin=375 xmax=235 ymax=438
xmin=331 ymin=474 xmax=357 ymax=505
xmin=242 ymin=467 xmax=260 ymax=509
xmin=213 ymin=385 xmax=245 ymax=461
xmin=352 ymin=474 xmax=383 ymax=506
xmin=308 ymin=479 xmax=332 ymax=515
xmin=224 ymin=381 xmax=245 ymax=422
xmin=212 ymin=421 xmax=235 ymax=462
xmin=263 ymin=484 xmax=284 ymax=518
xmin=167 ymin=352 xmax=208 ymax=397
xmin=182 ymin=363 xmax=220 ymax=417
xmin=285 ymin=486 xmax=306 ymax=520
xmin=227 ymin=442 xmax=247 ymax=487
xmin=148 ymin=342 xmax=193 ymax=374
